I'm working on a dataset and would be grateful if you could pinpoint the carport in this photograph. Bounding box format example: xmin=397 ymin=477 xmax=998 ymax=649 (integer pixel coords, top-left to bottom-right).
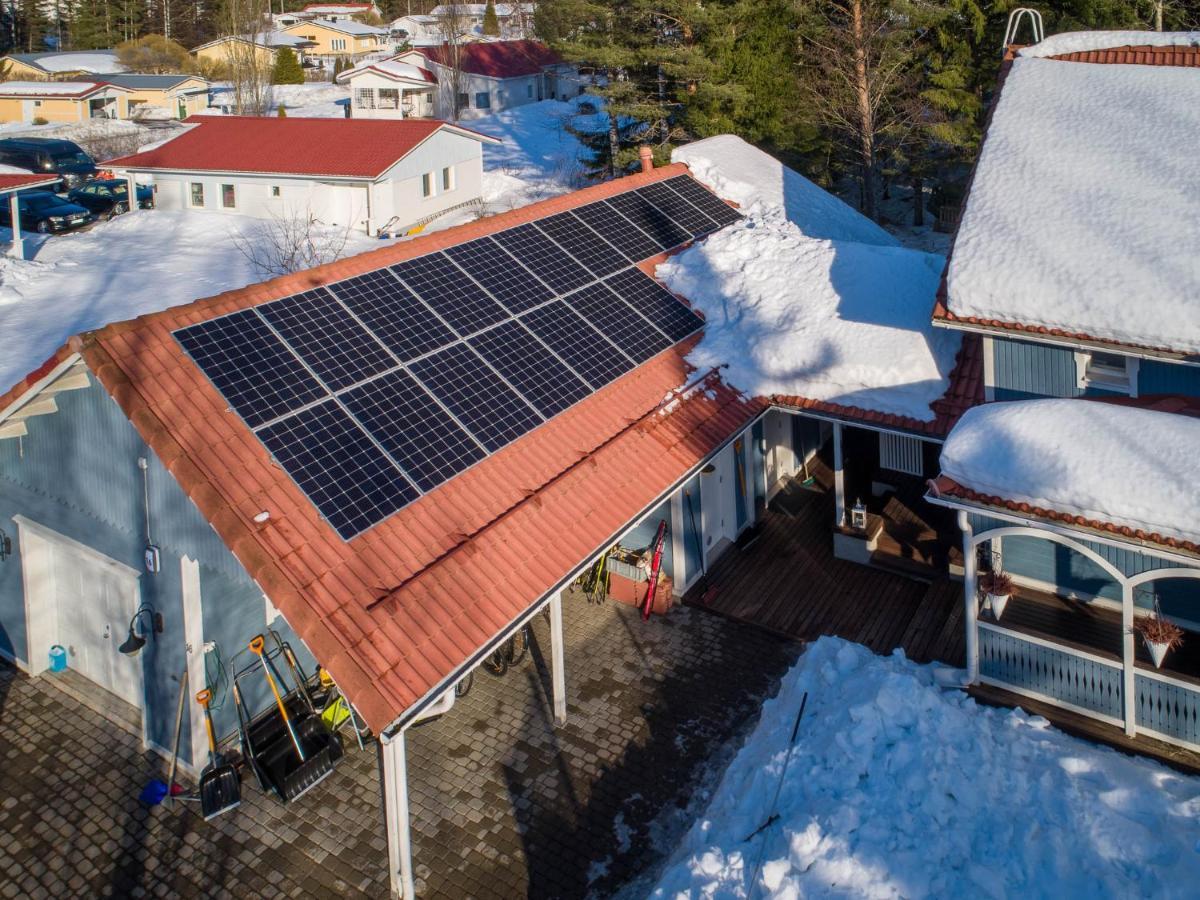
xmin=1 ymin=173 xmax=64 ymax=260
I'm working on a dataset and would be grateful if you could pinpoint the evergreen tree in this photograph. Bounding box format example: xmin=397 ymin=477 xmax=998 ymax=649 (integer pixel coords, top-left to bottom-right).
xmin=277 ymin=102 xmax=287 ymax=116
xmin=272 ymin=46 xmax=304 ymax=84
xmin=482 ymin=0 xmax=500 ymax=35
xmin=67 ymin=0 xmax=112 ymax=50
xmin=15 ymin=0 xmax=50 ymax=52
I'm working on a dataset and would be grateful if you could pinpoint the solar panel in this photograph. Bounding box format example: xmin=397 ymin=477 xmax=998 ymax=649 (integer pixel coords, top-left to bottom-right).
xmin=663 ymin=175 xmax=742 ymax=227
xmin=468 ymin=320 xmax=592 ymax=418
xmin=444 ymin=236 xmax=554 ymax=314
xmin=520 ymin=300 xmax=635 ymax=389
xmin=258 ymin=289 xmax=396 ymax=392
xmin=327 ymin=270 xmax=456 ymax=363
xmin=410 ymin=343 xmax=543 ymax=452
xmin=637 ymin=181 xmax=719 ymax=239
xmin=259 ymin=400 xmax=418 ymax=540
xmin=604 ymin=269 xmax=705 ymax=343
xmin=492 ymin=223 xmax=593 ymax=295
xmin=573 ymin=200 xmax=664 ymax=262
xmin=341 ymin=369 xmax=487 ymax=492
xmin=533 ymin=211 xmax=630 ymax=277
xmin=391 ymin=253 xmax=508 ymax=336
xmin=176 ymin=309 xmax=327 ymax=428
xmin=605 ymin=191 xmax=692 ymax=251
xmin=565 ymin=283 xmax=673 ymax=363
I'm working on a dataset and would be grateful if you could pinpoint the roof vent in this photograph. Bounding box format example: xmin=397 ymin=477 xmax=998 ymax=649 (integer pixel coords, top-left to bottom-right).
xmin=639 ymin=145 xmax=653 ymax=174
xmin=1002 ymin=8 xmax=1044 ymax=52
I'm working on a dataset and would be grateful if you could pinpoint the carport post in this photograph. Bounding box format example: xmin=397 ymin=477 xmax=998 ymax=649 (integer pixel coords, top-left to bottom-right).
xmin=380 ymin=729 xmax=415 ymax=898
xmin=550 ymin=592 xmax=567 ymax=726
xmin=8 ymin=194 xmax=24 ymax=260
xmin=832 ymin=422 xmax=845 ymax=527
xmin=125 ymin=173 xmax=140 ymax=215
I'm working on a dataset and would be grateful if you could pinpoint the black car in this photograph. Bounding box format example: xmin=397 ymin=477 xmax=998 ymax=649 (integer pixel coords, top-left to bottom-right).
xmin=67 ymin=179 xmax=154 ymax=216
xmin=0 ymin=138 xmax=97 ymax=189
xmin=0 ymin=191 xmax=92 ymax=233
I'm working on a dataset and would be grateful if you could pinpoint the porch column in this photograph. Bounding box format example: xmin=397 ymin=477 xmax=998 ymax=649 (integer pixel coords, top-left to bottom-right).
xmin=125 ymin=174 xmax=140 ymax=215
xmin=8 ymin=193 xmax=25 ymax=260
xmin=550 ymin=592 xmax=567 ymax=726
xmin=958 ymin=511 xmax=979 ymax=683
xmin=380 ymin=730 xmax=415 ymax=899
xmin=832 ymin=422 xmax=845 ymax=527
xmin=1121 ymin=581 xmax=1137 ymax=737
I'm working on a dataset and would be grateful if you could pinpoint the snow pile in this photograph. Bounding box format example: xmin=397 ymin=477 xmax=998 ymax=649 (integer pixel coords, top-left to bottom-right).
xmin=662 ymin=137 xmax=958 ymax=422
xmin=648 ymin=637 xmax=1200 ymax=899
xmin=941 ymin=399 xmax=1200 ymax=546
xmin=1020 ymin=30 xmax=1200 ymax=58
xmin=946 ymin=57 xmax=1200 ymax=352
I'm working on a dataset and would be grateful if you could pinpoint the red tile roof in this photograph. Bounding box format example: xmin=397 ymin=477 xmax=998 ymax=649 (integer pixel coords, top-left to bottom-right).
xmin=413 ymin=40 xmax=562 ymax=78
xmin=0 ymin=174 xmax=63 ymax=193
xmin=933 ymin=42 xmax=1200 ymax=356
xmin=69 ymin=164 xmax=764 ymax=734
xmin=104 ymin=116 xmax=496 ymax=179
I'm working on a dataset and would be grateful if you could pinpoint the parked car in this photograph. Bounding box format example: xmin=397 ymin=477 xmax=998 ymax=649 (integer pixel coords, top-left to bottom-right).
xmin=0 ymin=191 xmax=92 ymax=234
xmin=0 ymin=138 xmax=98 ymax=189
xmin=67 ymin=179 xmax=154 ymax=216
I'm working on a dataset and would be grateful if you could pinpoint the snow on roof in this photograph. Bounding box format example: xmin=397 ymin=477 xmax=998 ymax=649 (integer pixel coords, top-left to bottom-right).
xmin=1019 ymin=30 xmax=1200 ymax=58
xmin=0 ymin=81 xmax=109 ymax=96
xmin=338 ymin=58 xmax=436 ymax=83
xmin=12 ymin=50 xmax=125 ymax=75
xmin=945 ymin=57 xmax=1200 ymax=354
xmin=674 ymin=136 xmax=898 ymax=248
xmin=662 ymin=136 xmax=957 ymax=423
xmin=940 ymin=399 xmax=1200 ymax=547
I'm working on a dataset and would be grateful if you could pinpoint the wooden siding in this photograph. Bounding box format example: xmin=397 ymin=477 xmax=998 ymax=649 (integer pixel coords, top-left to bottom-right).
xmin=1140 ymin=359 xmax=1200 ymax=396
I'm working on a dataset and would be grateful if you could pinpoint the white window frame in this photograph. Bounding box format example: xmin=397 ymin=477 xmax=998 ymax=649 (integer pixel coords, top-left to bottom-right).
xmin=441 ymin=165 xmax=454 ymax=192
xmin=1074 ymin=350 xmax=1139 ymax=396
xmin=378 ymin=87 xmax=399 ymax=109
xmin=331 ymin=37 xmax=347 ymax=51
xmin=188 ymin=181 xmax=205 ymax=208
xmin=421 ymin=171 xmax=433 ymax=198
xmin=355 ymin=87 xmax=375 ymax=109
xmin=270 ymin=185 xmax=281 ymax=198
xmin=879 ymin=432 xmax=924 ymax=477
xmin=219 ymin=183 xmax=237 ymax=210
xmin=474 ymin=90 xmax=491 ymax=109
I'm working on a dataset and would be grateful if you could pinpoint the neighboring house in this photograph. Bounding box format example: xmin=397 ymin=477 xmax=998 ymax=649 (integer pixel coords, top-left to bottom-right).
xmin=300 ymin=2 xmax=381 ymax=20
xmin=0 ymin=81 xmax=131 ymax=123
xmin=397 ymin=39 xmax=582 ymax=118
xmin=104 ymin=74 xmax=211 ymax=120
xmin=1 ymin=49 xmax=125 ymax=81
xmin=390 ymin=14 xmax=442 ymax=46
xmin=105 ymin=115 xmax=499 ymax=235
xmin=281 ymin=18 xmax=388 ymax=61
xmin=926 ymin=33 xmax=1200 ymax=752
xmin=337 ymin=58 xmax=437 ymax=118
xmin=191 ymin=33 xmax=317 ymax=71
xmin=429 ymin=3 xmax=536 ymax=38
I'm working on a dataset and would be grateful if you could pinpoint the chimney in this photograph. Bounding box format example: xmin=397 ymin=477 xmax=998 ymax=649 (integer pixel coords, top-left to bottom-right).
xmin=638 ymin=145 xmax=653 ymax=174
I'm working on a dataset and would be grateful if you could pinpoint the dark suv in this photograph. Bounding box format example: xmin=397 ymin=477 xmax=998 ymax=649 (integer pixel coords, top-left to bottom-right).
xmin=0 ymin=138 xmax=98 ymax=188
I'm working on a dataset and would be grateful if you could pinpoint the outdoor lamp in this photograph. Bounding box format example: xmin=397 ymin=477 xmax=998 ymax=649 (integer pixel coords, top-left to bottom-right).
xmin=119 ymin=602 xmax=162 ymax=656
xmin=851 ymin=499 xmax=867 ymax=531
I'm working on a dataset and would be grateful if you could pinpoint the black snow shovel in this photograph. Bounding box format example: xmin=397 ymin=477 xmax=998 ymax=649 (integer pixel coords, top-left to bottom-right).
xmin=196 ymin=688 xmax=241 ymax=821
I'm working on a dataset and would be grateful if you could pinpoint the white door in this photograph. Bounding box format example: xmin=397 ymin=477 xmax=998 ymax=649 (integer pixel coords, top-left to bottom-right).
xmin=700 ymin=445 xmax=736 ymax=566
xmin=17 ymin=518 xmax=143 ymax=707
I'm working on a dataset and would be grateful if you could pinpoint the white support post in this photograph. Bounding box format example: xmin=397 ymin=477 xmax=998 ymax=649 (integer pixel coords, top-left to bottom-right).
xmin=832 ymin=422 xmax=845 ymax=527
xmin=381 ymin=731 xmax=415 ymax=899
xmin=180 ymin=556 xmax=208 ymax=773
xmin=1121 ymin=582 xmax=1137 ymax=736
xmin=8 ymin=193 xmax=25 ymax=260
xmin=959 ymin=511 xmax=979 ymax=683
xmin=550 ymin=592 xmax=567 ymax=726
xmin=124 ymin=174 xmax=140 ymax=215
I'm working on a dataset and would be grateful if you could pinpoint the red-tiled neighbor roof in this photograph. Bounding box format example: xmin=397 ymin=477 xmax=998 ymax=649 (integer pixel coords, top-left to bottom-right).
xmin=66 ymin=164 xmax=763 ymax=734
xmin=414 ymin=40 xmax=562 ymax=78
xmin=105 ymin=116 xmax=497 ymax=179
xmin=0 ymin=174 xmax=62 ymax=192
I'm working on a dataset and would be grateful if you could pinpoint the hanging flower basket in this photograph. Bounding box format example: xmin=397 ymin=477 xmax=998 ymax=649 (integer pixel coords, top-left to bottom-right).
xmin=979 ymin=570 xmax=1014 ymax=622
xmin=1133 ymin=614 xmax=1184 ymax=669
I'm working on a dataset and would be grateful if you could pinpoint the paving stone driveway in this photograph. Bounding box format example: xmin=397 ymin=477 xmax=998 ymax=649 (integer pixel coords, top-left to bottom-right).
xmin=0 ymin=595 xmax=799 ymax=898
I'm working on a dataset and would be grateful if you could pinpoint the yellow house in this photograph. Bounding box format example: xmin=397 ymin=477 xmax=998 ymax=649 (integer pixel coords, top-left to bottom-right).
xmin=281 ymin=19 xmax=387 ymax=58
xmin=105 ymin=74 xmax=211 ymax=119
xmin=191 ymin=33 xmax=316 ymax=73
xmin=0 ymin=81 xmax=132 ymax=124
xmin=0 ymin=50 xmax=124 ymax=81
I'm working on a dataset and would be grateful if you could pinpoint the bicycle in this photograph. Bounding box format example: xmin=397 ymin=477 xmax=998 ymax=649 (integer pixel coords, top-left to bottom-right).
xmin=483 ymin=623 xmax=532 ymax=677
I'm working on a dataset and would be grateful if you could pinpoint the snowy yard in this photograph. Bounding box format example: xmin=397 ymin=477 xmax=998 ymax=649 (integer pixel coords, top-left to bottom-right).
xmin=643 ymin=638 xmax=1200 ymax=899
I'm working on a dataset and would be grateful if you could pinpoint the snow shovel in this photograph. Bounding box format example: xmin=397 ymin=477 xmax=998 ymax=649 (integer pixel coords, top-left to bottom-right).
xmin=195 ymin=688 xmax=241 ymax=820
xmin=249 ymin=634 xmax=306 ymax=763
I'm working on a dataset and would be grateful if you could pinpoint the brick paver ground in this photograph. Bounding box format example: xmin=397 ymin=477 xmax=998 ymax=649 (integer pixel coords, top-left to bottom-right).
xmin=0 ymin=594 xmax=799 ymax=898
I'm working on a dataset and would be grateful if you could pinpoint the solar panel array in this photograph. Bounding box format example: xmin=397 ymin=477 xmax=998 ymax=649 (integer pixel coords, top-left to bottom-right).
xmin=175 ymin=175 xmax=740 ymax=539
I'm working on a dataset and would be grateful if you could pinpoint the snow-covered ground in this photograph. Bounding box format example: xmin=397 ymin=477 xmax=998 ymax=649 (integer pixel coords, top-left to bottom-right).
xmin=645 ymin=637 xmax=1200 ymax=899
xmin=662 ymin=136 xmax=959 ymax=422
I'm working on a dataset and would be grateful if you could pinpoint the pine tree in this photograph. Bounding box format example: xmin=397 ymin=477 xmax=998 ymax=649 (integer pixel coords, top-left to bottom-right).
xmin=482 ymin=0 xmax=500 ymax=35
xmin=272 ymin=46 xmax=304 ymax=84
xmin=277 ymin=103 xmax=287 ymax=116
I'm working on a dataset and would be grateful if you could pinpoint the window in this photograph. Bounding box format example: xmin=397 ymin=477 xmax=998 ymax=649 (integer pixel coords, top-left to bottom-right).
xmin=331 ymin=38 xmax=346 ymax=51
xmin=474 ymin=91 xmax=491 ymax=109
xmin=271 ymin=185 xmax=281 ymax=197
xmin=355 ymin=87 xmax=375 ymax=109
xmin=33 ymin=100 xmax=42 ymax=107
xmin=378 ymin=88 xmax=399 ymax=110
xmin=879 ymin=432 xmax=924 ymax=477
xmin=456 ymin=92 xmax=469 ymax=112
xmin=441 ymin=165 xmax=453 ymax=192
xmin=189 ymin=182 xmax=204 ymax=207
xmin=220 ymin=184 xmax=236 ymax=209
xmin=421 ymin=172 xmax=433 ymax=198
xmin=1075 ymin=350 xmax=1139 ymax=395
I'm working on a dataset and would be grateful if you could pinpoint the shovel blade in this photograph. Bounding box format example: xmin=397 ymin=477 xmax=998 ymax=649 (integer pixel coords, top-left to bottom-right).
xmin=199 ymin=762 xmax=241 ymax=821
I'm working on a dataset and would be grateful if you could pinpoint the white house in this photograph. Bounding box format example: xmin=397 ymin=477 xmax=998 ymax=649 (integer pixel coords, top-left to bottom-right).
xmin=397 ymin=39 xmax=582 ymax=118
xmin=337 ymin=58 xmax=438 ymax=119
xmin=428 ymin=3 xmax=536 ymax=38
xmin=104 ymin=116 xmax=499 ymax=236
xmin=390 ymin=14 xmax=442 ymax=45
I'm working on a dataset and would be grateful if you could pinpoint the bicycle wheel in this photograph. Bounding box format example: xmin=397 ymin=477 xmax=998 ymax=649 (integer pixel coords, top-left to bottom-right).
xmin=455 ymin=672 xmax=473 ymax=697
xmin=506 ymin=626 xmax=531 ymax=667
xmin=483 ymin=644 xmax=510 ymax=677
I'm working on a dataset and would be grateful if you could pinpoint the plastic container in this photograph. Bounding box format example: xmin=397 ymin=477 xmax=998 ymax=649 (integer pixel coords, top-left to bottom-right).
xmin=48 ymin=644 xmax=67 ymax=672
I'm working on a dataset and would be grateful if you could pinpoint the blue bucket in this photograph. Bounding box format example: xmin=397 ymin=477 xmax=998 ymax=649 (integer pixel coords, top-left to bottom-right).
xmin=48 ymin=644 xmax=67 ymax=672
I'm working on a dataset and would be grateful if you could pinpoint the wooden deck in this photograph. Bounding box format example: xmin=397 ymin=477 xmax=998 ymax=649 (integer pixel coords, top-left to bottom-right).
xmin=686 ymin=488 xmax=965 ymax=667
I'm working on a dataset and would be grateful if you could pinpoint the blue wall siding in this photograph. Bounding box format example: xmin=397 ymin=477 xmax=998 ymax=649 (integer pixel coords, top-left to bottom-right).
xmin=992 ymin=338 xmax=1081 ymax=401
xmin=0 ymin=376 xmax=291 ymax=766
xmin=617 ymin=498 xmax=674 ymax=583
xmin=1140 ymin=360 xmax=1200 ymax=397
xmin=680 ymin=474 xmax=703 ymax=584
xmin=752 ymin=420 xmax=766 ymax=510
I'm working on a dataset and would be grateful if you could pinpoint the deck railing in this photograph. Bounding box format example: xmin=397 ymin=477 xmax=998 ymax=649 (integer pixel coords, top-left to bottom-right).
xmin=1136 ymin=669 xmax=1200 ymax=747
